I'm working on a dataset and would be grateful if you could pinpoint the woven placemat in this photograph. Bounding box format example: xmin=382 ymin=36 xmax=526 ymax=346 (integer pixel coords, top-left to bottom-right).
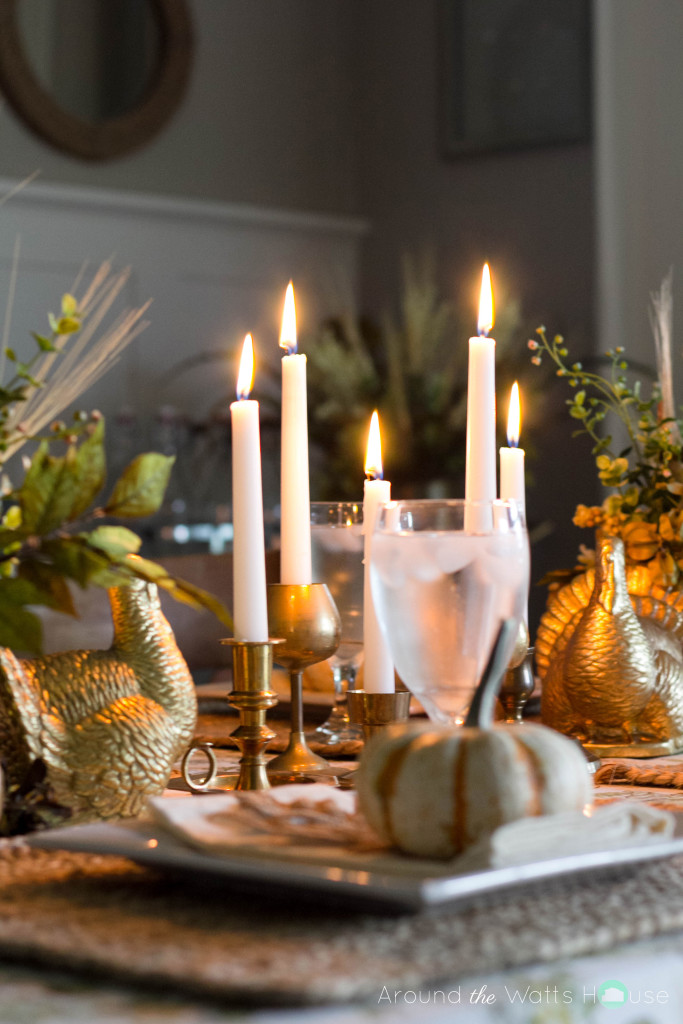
xmin=2 ymin=841 xmax=683 ymax=1006
xmin=595 ymin=755 xmax=683 ymax=789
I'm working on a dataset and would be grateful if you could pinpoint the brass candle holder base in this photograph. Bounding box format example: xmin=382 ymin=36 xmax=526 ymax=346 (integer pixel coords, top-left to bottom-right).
xmin=266 ymin=583 xmax=341 ymax=780
xmin=347 ymin=689 xmax=412 ymax=741
xmin=181 ymin=637 xmax=281 ymax=792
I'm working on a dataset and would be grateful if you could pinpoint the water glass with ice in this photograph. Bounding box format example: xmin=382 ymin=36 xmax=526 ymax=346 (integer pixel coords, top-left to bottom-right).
xmin=370 ymin=498 xmax=529 ymax=726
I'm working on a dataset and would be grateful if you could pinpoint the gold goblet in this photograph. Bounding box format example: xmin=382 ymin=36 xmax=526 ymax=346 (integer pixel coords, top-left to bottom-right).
xmin=266 ymin=583 xmax=341 ymax=778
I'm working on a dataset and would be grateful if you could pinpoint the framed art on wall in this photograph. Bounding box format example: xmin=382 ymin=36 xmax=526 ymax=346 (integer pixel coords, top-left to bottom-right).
xmin=439 ymin=0 xmax=591 ymax=157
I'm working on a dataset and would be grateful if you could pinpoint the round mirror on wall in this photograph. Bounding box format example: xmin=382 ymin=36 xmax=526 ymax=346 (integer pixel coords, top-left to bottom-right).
xmin=0 ymin=0 xmax=192 ymax=160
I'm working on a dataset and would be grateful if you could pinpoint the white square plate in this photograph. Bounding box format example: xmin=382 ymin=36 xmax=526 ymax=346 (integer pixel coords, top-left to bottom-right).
xmin=28 ymin=810 xmax=683 ymax=914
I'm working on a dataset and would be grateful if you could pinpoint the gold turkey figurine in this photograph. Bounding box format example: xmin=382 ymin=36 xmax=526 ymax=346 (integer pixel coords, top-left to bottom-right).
xmin=537 ymin=531 xmax=683 ymax=756
xmin=0 ymin=579 xmax=196 ymax=822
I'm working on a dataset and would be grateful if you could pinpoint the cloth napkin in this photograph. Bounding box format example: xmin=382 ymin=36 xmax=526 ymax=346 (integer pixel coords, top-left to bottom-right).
xmin=147 ymin=785 xmax=677 ymax=878
xmin=453 ymin=801 xmax=675 ymax=873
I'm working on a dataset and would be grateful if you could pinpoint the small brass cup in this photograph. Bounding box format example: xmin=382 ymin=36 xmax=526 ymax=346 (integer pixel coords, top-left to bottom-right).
xmin=347 ymin=689 xmax=412 ymax=742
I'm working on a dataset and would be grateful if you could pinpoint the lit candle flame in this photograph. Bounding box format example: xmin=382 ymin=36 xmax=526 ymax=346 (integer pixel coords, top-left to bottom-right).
xmin=507 ymin=381 xmax=521 ymax=447
xmin=477 ymin=263 xmax=495 ymax=337
xmin=365 ymin=410 xmax=383 ymax=480
xmin=279 ymin=281 xmax=297 ymax=355
xmin=236 ymin=333 xmax=255 ymax=400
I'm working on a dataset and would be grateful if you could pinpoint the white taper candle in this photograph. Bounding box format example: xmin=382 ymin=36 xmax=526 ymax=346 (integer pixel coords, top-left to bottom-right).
xmin=231 ymin=334 xmax=269 ymax=641
xmin=279 ymin=282 xmax=312 ymax=584
xmin=363 ymin=411 xmax=394 ymax=693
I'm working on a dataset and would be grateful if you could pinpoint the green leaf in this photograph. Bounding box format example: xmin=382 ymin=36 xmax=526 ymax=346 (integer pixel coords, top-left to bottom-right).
xmin=18 ymin=443 xmax=80 ymax=534
xmin=56 ymin=316 xmax=80 ymax=335
xmin=0 ymin=386 xmax=28 ymax=403
xmin=16 ymin=561 xmax=77 ymax=617
xmin=4 ymin=348 xmax=15 ymax=362
xmin=18 ymin=425 xmax=106 ymax=532
xmin=104 ymin=453 xmax=174 ymax=518
xmin=0 ymin=575 xmax=70 ymax=652
xmin=84 ymin=525 xmax=142 ymax=560
xmin=0 ymin=592 xmax=42 ymax=654
xmin=61 ymin=293 xmax=78 ymax=317
xmin=126 ymin=556 xmax=233 ymax=628
xmin=19 ymin=442 xmax=61 ymax=531
xmin=32 ymin=332 xmax=56 ymax=353
xmin=68 ymin=418 xmax=106 ymax=520
xmin=41 ymin=537 xmax=125 ymax=589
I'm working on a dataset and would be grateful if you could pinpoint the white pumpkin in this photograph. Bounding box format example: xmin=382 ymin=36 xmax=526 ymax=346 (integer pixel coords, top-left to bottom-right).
xmin=356 ymin=721 xmax=593 ymax=859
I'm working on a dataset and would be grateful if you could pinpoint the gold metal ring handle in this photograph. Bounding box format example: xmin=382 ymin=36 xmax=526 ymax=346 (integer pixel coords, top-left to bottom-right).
xmin=180 ymin=743 xmax=217 ymax=793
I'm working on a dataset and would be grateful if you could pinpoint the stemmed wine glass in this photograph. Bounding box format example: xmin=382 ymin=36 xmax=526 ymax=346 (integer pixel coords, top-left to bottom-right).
xmin=370 ymin=499 xmax=529 ymax=726
xmin=309 ymin=501 xmax=365 ymax=743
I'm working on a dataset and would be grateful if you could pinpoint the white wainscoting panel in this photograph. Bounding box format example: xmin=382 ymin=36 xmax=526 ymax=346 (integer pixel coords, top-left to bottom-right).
xmin=0 ymin=178 xmax=367 ymax=426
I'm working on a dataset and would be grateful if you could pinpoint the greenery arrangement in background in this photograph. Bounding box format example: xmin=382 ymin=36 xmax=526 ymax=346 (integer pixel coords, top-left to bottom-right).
xmin=305 ymin=256 xmax=536 ymax=500
xmin=530 ymin=321 xmax=683 ymax=587
xmin=0 ymin=277 xmax=230 ymax=655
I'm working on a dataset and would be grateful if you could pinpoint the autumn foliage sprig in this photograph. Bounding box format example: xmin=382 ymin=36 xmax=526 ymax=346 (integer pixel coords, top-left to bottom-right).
xmin=530 ymin=327 xmax=683 ymax=586
xmin=0 ymin=291 xmax=230 ymax=653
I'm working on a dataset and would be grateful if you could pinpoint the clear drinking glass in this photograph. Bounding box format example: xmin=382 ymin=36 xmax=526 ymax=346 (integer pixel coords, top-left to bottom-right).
xmin=310 ymin=501 xmax=364 ymax=743
xmin=370 ymin=499 xmax=529 ymax=726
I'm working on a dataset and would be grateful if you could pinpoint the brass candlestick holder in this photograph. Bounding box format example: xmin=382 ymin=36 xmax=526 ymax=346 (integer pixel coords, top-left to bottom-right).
xmin=181 ymin=637 xmax=281 ymax=792
xmin=266 ymin=583 xmax=341 ymax=779
xmin=347 ymin=689 xmax=412 ymax=741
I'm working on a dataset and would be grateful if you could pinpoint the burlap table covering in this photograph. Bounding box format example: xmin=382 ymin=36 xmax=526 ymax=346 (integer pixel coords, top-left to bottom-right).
xmin=2 ymin=838 xmax=683 ymax=1006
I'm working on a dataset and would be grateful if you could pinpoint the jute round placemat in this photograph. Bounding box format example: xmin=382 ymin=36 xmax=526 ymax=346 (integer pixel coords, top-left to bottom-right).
xmin=1 ymin=842 xmax=683 ymax=1006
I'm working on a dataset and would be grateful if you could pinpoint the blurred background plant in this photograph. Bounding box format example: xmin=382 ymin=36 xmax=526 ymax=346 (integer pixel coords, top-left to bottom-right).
xmin=305 ymin=254 xmax=542 ymax=499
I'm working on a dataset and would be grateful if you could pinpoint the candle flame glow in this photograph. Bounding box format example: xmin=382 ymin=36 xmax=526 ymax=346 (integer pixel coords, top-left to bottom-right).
xmin=477 ymin=263 xmax=495 ymax=337
xmin=507 ymin=381 xmax=521 ymax=447
xmin=279 ymin=281 xmax=297 ymax=355
xmin=365 ymin=410 xmax=383 ymax=480
xmin=236 ymin=333 xmax=255 ymax=400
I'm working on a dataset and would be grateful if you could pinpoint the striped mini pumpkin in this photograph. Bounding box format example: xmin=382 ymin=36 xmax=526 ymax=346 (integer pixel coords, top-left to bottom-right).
xmin=356 ymin=721 xmax=592 ymax=859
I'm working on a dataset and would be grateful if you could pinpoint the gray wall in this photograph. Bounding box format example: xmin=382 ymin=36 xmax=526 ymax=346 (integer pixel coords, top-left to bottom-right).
xmin=596 ymin=0 xmax=683 ymax=374
xmin=0 ymin=0 xmax=360 ymax=215
xmin=0 ymin=0 xmax=599 ymax=629
xmin=356 ymin=1 xmax=594 ymax=347
xmin=354 ymin=1 xmax=596 ymax=628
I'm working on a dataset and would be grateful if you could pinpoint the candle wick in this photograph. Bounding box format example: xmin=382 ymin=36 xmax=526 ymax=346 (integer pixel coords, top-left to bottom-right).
xmin=508 ymin=438 xmax=518 ymax=449
xmin=365 ymin=470 xmax=383 ymax=482
xmin=279 ymin=340 xmax=297 ymax=356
